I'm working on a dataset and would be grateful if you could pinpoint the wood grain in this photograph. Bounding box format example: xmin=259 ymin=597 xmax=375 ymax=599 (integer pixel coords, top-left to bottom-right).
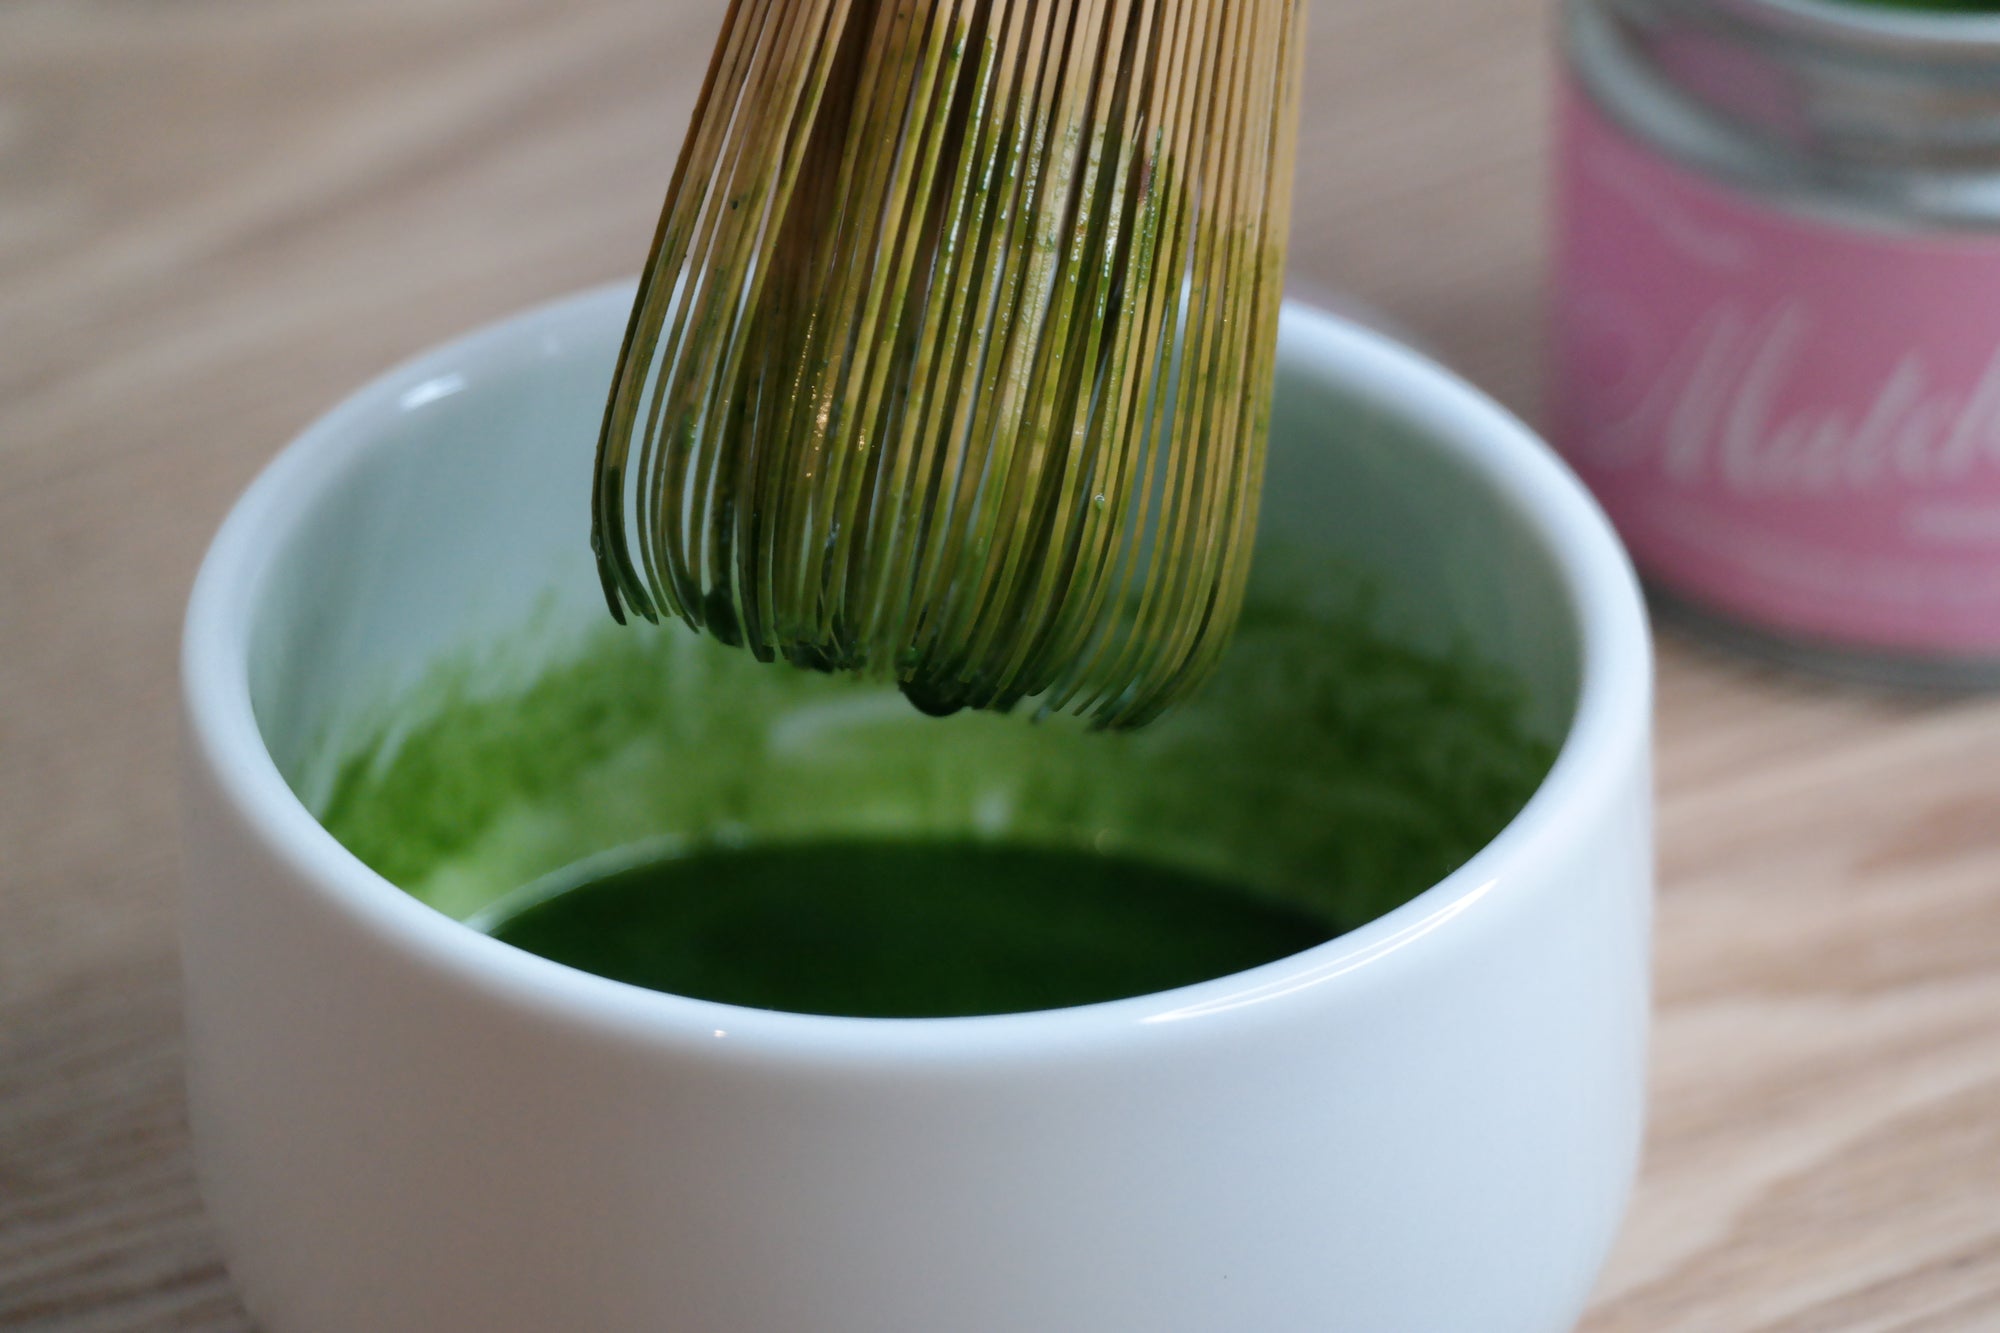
xmin=3 ymin=0 xmax=1998 ymax=1328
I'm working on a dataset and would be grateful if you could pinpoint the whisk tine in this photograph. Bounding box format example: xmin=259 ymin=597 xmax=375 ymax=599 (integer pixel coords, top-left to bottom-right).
xmin=1128 ymin=0 xmax=1259 ymax=712
xmin=1048 ymin=0 xmax=1214 ymax=716
xmin=595 ymin=0 xmax=1304 ymax=727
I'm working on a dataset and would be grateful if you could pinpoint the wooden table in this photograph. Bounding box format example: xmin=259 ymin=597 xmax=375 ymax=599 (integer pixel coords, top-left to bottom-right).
xmin=5 ymin=1 xmax=1998 ymax=1327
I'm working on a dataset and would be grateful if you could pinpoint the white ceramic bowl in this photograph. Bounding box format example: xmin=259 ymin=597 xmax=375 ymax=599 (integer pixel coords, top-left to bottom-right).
xmin=182 ymin=285 xmax=1653 ymax=1333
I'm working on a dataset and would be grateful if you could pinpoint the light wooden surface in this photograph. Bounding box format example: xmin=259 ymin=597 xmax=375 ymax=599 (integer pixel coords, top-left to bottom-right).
xmin=4 ymin=0 xmax=1998 ymax=1328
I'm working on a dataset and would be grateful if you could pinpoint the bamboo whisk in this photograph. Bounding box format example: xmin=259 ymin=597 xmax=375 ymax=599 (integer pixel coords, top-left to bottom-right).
xmin=593 ymin=0 xmax=1304 ymax=728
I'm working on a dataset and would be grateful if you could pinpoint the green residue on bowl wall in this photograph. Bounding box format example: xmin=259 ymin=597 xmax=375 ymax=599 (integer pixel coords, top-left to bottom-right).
xmin=314 ymin=583 xmax=1559 ymax=933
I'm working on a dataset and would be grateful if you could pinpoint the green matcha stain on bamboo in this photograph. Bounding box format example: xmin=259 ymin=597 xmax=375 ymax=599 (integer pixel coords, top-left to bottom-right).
xmin=593 ymin=0 xmax=1308 ymax=730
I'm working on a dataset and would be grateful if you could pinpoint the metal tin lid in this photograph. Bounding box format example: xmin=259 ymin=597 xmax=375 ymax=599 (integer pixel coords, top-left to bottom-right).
xmin=1573 ymin=0 xmax=2000 ymax=225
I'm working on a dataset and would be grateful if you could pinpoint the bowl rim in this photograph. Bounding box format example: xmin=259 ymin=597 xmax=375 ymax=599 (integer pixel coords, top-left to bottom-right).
xmin=182 ymin=282 xmax=1652 ymax=1064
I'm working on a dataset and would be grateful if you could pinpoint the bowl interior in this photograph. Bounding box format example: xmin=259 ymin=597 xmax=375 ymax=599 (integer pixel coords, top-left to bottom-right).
xmin=243 ymin=291 xmax=1580 ymax=937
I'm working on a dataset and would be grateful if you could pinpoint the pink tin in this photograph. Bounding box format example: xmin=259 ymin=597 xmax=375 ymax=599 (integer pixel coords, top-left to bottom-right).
xmin=1554 ymin=0 xmax=2000 ymax=686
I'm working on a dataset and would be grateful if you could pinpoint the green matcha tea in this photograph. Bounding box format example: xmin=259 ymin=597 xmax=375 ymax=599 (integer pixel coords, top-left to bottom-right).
xmin=309 ymin=577 xmax=1557 ymax=1018
xmin=486 ymin=842 xmax=1336 ymax=1018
